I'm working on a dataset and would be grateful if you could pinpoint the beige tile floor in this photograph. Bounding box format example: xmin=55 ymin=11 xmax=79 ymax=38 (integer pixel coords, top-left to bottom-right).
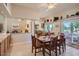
xmin=6 ymin=35 xmax=79 ymax=56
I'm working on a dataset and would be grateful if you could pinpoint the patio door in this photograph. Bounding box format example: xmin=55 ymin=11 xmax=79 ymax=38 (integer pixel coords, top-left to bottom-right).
xmin=62 ymin=18 xmax=79 ymax=44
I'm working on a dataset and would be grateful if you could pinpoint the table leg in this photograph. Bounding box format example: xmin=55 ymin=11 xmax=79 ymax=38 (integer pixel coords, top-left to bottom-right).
xmin=42 ymin=43 xmax=45 ymax=56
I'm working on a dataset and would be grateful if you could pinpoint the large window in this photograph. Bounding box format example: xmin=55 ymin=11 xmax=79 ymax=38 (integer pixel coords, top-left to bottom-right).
xmin=72 ymin=21 xmax=79 ymax=33
xmin=63 ymin=19 xmax=79 ymax=44
xmin=63 ymin=20 xmax=79 ymax=33
xmin=63 ymin=21 xmax=71 ymax=33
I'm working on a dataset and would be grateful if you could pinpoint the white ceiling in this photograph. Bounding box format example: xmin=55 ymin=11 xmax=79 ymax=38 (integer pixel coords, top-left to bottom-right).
xmin=11 ymin=3 xmax=79 ymax=19
xmin=14 ymin=3 xmax=48 ymax=9
xmin=12 ymin=3 xmax=79 ymax=13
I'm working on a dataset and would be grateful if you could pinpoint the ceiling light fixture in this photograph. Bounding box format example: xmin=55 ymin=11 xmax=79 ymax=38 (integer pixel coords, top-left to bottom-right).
xmin=48 ymin=3 xmax=56 ymax=9
xmin=18 ymin=19 xmax=21 ymax=22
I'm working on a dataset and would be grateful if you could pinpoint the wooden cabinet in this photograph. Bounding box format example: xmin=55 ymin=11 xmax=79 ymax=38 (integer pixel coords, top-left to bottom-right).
xmin=0 ymin=34 xmax=11 ymax=56
xmin=0 ymin=41 xmax=5 ymax=56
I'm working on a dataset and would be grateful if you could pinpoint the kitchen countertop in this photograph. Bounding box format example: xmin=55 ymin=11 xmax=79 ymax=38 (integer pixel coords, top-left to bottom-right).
xmin=0 ymin=33 xmax=10 ymax=43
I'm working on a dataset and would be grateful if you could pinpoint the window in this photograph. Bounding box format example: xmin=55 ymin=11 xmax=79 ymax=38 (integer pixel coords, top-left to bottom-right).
xmin=44 ymin=23 xmax=54 ymax=32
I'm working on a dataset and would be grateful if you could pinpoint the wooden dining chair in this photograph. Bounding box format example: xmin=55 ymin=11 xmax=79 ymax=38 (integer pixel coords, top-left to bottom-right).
xmin=60 ymin=33 xmax=66 ymax=52
xmin=60 ymin=35 xmax=66 ymax=53
xmin=56 ymin=37 xmax=62 ymax=55
xmin=31 ymin=35 xmax=42 ymax=56
xmin=56 ymin=34 xmax=66 ymax=55
xmin=44 ymin=37 xmax=58 ymax=56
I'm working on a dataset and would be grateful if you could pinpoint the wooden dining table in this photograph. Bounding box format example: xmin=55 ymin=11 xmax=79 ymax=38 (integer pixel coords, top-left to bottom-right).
xmin=37 ymin=36 xmax=57 ymax=56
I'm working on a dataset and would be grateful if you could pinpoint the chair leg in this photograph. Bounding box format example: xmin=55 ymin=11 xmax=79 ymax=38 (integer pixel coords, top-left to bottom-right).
xmin=35 ymin=49 xmax=36 ymax=56
xmin=49 ymin=50 xmax=51 ymax=56
xmin=59 ymin=46 xmax=61 ymax=54
xmin=32 ymin=46 xmax=33 ymax=53
xmin=55 ymin=47 xmax=57 ymax=56
xmin=55 ymin=50 xmax=57 ymax=56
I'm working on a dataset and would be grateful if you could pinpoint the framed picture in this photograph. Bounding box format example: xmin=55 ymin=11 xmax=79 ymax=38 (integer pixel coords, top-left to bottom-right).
xmin=54 ymin=17 xmax=59 ymax=21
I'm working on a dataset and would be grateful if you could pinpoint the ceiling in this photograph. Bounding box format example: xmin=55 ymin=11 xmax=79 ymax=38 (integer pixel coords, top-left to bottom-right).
xmin=11 ymin=3 xmax=79 ymax=19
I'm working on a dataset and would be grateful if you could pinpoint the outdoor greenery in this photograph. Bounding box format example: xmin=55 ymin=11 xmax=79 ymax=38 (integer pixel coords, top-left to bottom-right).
xmin=64 ymin=20 xmax=79 ymax=33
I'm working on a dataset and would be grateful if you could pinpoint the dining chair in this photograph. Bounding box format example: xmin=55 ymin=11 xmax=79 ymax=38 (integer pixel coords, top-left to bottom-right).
xmin=60 ymin=35 xmax=66 ymax=53
xmin=60 ymin=33 xmax=66 ymax=52
xmin=44 ymin=36 xmax=58 ymax=56
xmin=56 ymin=34 xmax=66 ymax=55
xmin=31 ymin=35 xmax=42 ymax=56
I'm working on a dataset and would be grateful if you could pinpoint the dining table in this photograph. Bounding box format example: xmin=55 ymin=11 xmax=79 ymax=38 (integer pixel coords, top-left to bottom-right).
xmin=36 ymin=35 xmax=58 ymax=56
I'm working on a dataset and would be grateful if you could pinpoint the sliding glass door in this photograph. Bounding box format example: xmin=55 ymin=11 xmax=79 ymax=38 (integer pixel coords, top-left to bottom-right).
xmin=62 ymin=18 xmax=79 ymax=44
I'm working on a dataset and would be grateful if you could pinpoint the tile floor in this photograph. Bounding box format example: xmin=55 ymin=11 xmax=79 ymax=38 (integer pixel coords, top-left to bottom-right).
xmin=6 ymin=34 xmax=79 ymax=56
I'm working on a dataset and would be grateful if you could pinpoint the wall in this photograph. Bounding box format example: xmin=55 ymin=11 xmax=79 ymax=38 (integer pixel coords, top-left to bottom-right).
xmin=0 ymin=14 xmax=5 ymax=32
